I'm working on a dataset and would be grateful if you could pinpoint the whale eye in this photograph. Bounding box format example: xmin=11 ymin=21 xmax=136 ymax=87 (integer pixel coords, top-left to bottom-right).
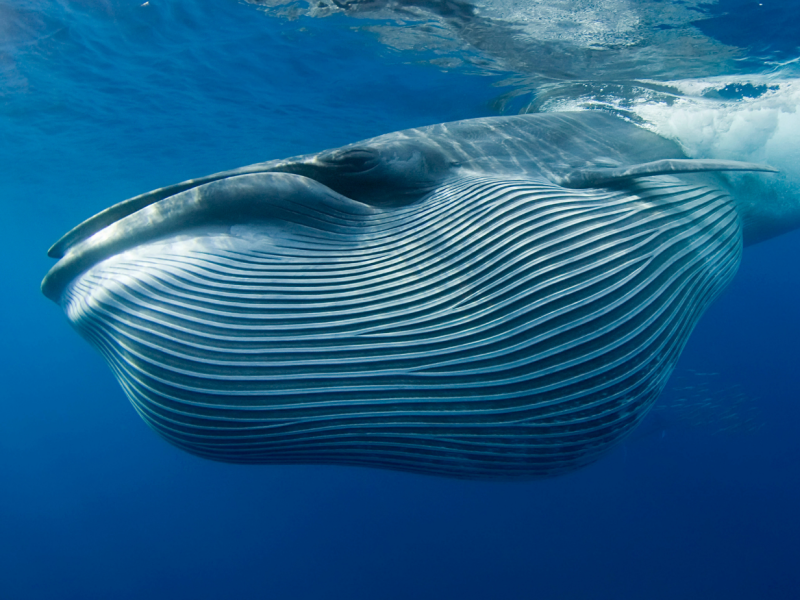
xmin=592 ymin=157 xmax=622 ymax=168
xmin=317 ymin=146 xmax=380 ymax=173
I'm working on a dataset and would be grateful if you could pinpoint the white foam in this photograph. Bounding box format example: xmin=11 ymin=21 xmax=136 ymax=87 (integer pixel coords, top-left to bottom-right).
xmin=634 ymin=78 xmax=800 ymax=175
xmin=546 ymin=77 xmax=800 ymax=188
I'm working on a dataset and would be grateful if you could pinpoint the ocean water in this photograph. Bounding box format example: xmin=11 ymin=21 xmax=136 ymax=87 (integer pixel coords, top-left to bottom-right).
xmin=1 ymin=0 xmax=799 ymax=598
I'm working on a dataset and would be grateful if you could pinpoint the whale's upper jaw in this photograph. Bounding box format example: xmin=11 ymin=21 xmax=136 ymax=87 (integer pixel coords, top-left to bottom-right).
xmin=44 ymin=111 xmax=778 ymax=299
xmin=46 ymin=110 xmax=779 ymax=263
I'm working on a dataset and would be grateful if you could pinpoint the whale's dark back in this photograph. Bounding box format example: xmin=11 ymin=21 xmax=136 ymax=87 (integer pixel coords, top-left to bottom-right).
xmin=60 ymin=174 xmax=741 ymax=477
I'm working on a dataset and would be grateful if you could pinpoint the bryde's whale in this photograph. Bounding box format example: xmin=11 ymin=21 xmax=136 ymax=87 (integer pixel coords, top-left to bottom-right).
xmin=42 ymin=112 xmax=786 ymax=478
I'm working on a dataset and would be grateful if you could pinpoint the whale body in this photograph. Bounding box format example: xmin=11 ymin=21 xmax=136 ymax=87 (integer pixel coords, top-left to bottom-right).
xmin=42 ymin=112 xmax=785 ymax=478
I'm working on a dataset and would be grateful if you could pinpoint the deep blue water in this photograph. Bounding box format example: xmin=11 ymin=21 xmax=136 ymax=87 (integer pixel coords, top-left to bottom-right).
xmin=2 ymin=1 xmax=799 ymax=598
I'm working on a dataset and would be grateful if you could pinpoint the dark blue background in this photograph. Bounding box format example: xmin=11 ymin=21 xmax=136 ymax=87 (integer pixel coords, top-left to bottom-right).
xmin=1 ymin=1 xmax=798 ymax=598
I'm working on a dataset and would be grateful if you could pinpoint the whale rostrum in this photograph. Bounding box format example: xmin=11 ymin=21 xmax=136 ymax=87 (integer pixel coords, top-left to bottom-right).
xmin=42 ymin=112 xmax=783 ymax=478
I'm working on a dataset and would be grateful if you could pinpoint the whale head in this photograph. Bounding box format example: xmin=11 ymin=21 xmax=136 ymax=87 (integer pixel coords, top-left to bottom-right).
xmin=42 ymin=112 xmax=785 ymax=478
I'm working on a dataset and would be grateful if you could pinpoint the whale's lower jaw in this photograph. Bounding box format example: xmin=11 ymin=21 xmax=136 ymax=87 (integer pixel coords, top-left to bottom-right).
xmin=60 ymin=176 xmax=741 ymax=478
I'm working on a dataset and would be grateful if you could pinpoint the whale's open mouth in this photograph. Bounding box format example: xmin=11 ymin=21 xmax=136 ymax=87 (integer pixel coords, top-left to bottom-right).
xmin=42 ymin=171 xmax=377 ymax=303
xmin=46 ymin=140 xmax=445 ymax=262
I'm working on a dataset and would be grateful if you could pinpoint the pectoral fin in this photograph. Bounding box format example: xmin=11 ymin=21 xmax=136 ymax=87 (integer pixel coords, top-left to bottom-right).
xmin=559 ymin=159 xmax=778 ymax=189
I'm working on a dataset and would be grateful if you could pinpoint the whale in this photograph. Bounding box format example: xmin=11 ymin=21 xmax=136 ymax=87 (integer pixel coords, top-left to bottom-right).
xmin=42 ymin=111 xmax=787 ymax=478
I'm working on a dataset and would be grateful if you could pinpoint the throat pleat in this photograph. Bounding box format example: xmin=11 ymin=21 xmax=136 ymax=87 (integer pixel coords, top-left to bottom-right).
xmin=63 ymin=176 xmax=741 ymax=478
